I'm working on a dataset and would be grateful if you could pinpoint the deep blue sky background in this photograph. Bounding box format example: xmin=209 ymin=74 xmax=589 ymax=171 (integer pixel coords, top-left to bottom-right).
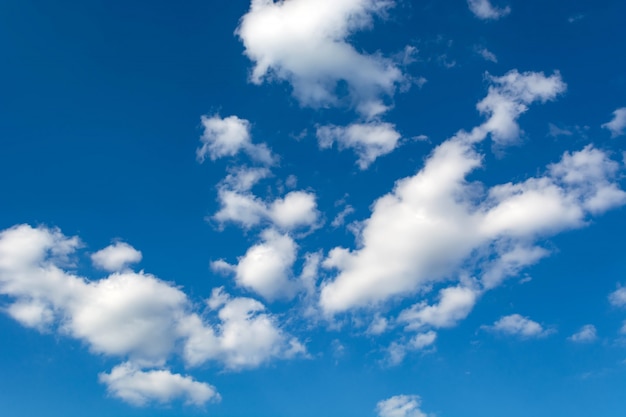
xmin=1 ymin=1 xmax=626 ymax=416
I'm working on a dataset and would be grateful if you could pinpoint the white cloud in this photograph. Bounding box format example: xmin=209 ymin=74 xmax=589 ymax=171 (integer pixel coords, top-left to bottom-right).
xmin=212 ymin=229 xmax=298 ymax=301
xmin=467 ymin=0 xmax=511 ymax=20
xmin=476 ymin=46 xmax=498 ymax=63
xmin=609 ymin=287 xmax=626 ymax=307
xmin=376 ymin=395 xmax=428 ymax=417
xmin=331 ymin=205 xmax=355 ymax=228
xmin=196 ymin=115 xmax=274 ymax=164
xmin=484 ymin=314 xmax=552 ymax=338
xmin=236 ymin=0 xmax=406 ymax=118
xmin=99 ymin=363 xmax=220 ymax=407
xmin=269 ymin=191 xmax=319 ymax=230
xmin=399 ymin=286 xmax=479 ymax=330
xmin=91 ymin=242 xmax=142 ymax=272
xmin=317 ymin=122 xmax=402 ymax=169
xmin=602 ymin=107 xmax=626 ymax=138
xmin=621 ymin=321 xmax=626 ymax=335
xmin=0 ymin=225 xmax=304 ymax=401
xmin=568 ymin=325 xmax=597 ymax=343
xmin=214 ymin=186 xmax=319 ymax=231
xmin=410 ymin=331 xmax=437 ymax=350
xmin=180 ymin=288 xmax=306 ymax=369
xmin=478 ymin=70 xmax=566 ymax=146
xmin=319 ymin=70 xmax=622 ymax=315
xmin=367 ymin=314 xmax=389 ymax=335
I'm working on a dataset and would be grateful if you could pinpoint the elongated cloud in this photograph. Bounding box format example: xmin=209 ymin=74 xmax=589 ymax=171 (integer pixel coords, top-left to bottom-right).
xmin=237 ymin=0 xmax=406 ymax=118
xmin=197 ymin=115 xmax=274 ymax=164
xmin=316 ymin=121 xmax=402 ymax=169
xmin=319 ymin=70 xmax=624 ymax=315
xmin=377 ymin=395 xmax=428 ymax=417
xmin=484 ymin=314 xmax=553 ymax=338
xmin=99 ymin=363 xmax=220 ymax=407
xmin=0 ymin=225 xmax=304 ymax=404
xmin=468 ymin=0 xmax=511 ymax=20
xmin=602 ymin=107 xmax=626 ymax=138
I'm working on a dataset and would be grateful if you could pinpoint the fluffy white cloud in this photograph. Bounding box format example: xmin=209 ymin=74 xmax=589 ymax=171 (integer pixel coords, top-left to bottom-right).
xmin=484 ymin=314 xmax=552 ymax=338
xmin=609 ymin=287 xmax=626 ymax=307
xmin=376 ymin=395 xmax=428 ymax=417
xmin=467 ymin=0 xmax=511 ymax=20
xmin=317 ymin=122 xmax=402 ymax=169
xmin=212 ymin=230 xmax=298 ymax=301
xmin=399 ymin=286 xmax=479 ymax=330
xmin=91 ymin=242 xmax=142 ymax=272
xmin=0 ymin=225 xmax=304 ymax=401
xmin=568 ymin=325 xmax=597 ymax=343
xmin=196 ymin=115 xmax=274 ymax=164
xmin=214 ymin=186 xmax=319 ymax=231
xmin=478 ymin=70 xmax=566 ymax=146
xmin=602 ymin=107 xmax=626 ymax=138
xmin=476 ymin=46 xmax=498 ymax=63
xmin=319 ymin=70 xmax=623 ymax=315
xmin=180 ymin=288 xmax=306 ymax=369
xmin=237 ymin=0 xmax=406 ymax=118
xmin=99 ymin=363 xmax=220 ymax=407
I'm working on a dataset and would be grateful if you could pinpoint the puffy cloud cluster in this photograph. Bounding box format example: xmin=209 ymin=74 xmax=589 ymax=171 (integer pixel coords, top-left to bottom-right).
xmin=320 ymin=70 xmax=622 ymax=316
xmin=467 ymin=0 xmax=511 ymax=20
xmin=602 ymin=107 xmax=626 ymax=138
xmin=568 ymin=325 xmax=597 ymax=343
xmin=0 ymin=225 xmax=304 ymax=406
xmin=237 ymin=0 xmax=406 ymax=118
xmin=99 ymin=363 xmax=220 ymax=407
xmin=316 ymin=121 xmax=402 ymax=169
xmin=91 ymin=242 xmax=142 ymax=272
xmin=213 ymin=166 xmax=319 ymax=231
xmin=484 ymin=314 xmax=553 ymax=338
xmin=197 ymin=115 xmax=274 ymax=164
xmin=376 ymin=395 xmax=428 ymax=417
xmin=609 ymin=286 xmax=626 ymax=307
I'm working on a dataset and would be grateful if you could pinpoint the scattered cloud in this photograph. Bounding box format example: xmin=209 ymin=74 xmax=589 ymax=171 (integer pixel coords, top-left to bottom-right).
xmin=318 ymin=70 xmax=621 ymax=315
xmin=602 ymin=107 xmax=626 ymax=138
xmin=568 ymin=325 xmax=598 ymax=343
xmin=212 ymin=229 xmax=299 ymax=301
xmin=377 ymin=394 xmax=428 ymax=417
xmin=467 ymin=0 xmax=511 ymax=20
xmin=317 ymin=121 xmax=402 ymax=169
xmin=197 ymin=115 xmax=274 ymax=164
xmin=399 ymin=286 xmax=479 ymax=330
xmin=484 ymin=314 xmax=553 ymax=338
xmin=609 ymin=286 xmax=626 ymax=307
xmin=548 ymin=123 xmax=573 ymax=138
xmin=237 ymin=0 xmax=407 ymax=118
xmin=99 ymin=363 xmax=220 ymax=407
xmin=91 ymin=242 xmax=142 ymax=272
xmin=0 ymin=225 xmax=304 ymax=404
xmin=476 ymin=46 xmax=498 ymax=63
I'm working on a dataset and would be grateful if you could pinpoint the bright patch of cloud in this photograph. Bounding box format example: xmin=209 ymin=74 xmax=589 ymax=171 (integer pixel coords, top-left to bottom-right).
xmin=476 ymin=46 xmax=498 ymax=63
xmin=237 ymin=0 xmax=406 ymax=118
xmin=214 ymin=187 xmax=319 ymax=231
xmin=99 ymin=363 xmax=220 ymax=407
xmin=478 ymin=70 xmax=566 ymax=146
xmin=376 ymin=394 xmax=428 ymax=417
xmin=318 ymin=70 xmax=622 ymax=315
xmin=0 ymin=225 xmax=304 ymax=402
xmin=317 ymin=122 xmax=402 ymax=169
xmin=467 ymin=0 xmax=511 ymax=20
xmin=484 ymin=314 xmax=552 ymax=338
xmin=609 ymin=286 xmax=626 ymax=307
xmin=91 ymin=242 xmax=142 ymax=272
xmin=212 ymin=230 xmax=298 ymax=301
xmin=568 ymin=325 xmax=597 ymax=343
xmin=197 ymin=115 xmax=274 ymax=164
xmin=602 ymin=107 xmax=626 ymax=138
xmin=399 ymin=286 xmax=479 ymax=330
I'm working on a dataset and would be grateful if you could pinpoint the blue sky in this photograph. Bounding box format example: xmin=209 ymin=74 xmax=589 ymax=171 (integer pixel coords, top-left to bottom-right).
xmin=1 ymin=0 xmax=626 ymax=416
